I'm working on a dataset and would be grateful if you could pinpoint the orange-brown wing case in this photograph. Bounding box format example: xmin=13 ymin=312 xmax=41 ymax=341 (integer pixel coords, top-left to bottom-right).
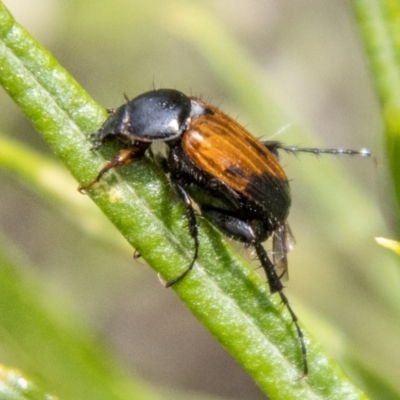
xmin=182 ymin=101 xmax=290 ymax=220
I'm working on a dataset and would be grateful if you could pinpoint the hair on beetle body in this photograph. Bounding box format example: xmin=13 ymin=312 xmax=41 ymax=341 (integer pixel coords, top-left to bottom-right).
xmin=78 ymin=88 xmax=373 ymax=377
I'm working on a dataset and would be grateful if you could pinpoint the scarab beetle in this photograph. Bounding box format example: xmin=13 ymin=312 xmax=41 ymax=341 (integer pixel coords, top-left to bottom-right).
xmin=79 ymin=88 xmax=372 ymax=375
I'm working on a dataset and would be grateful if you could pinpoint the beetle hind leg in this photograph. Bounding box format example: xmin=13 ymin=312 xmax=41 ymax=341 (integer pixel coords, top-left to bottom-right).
xmin=199 ymin=207 xmax=308 ymax=375
xmin=253 ymin=241 xmax=307 ymax=376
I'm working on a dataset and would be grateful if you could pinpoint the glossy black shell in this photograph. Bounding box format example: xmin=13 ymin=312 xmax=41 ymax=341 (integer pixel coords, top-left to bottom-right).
xmin=95 ymin=89 xmax=192 ymax=144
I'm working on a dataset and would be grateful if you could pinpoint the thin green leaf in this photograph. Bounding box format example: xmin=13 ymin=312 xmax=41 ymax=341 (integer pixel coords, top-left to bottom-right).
xmin=0 ymin=234 xmax=161 ymax=400
xmin=352 ymin=0 xmax=400 ymax=223
xmin=0 ymin=364 xmax=57 ymax=400
xmin=375 ymin=237 xmax=400 ymax=254
xmin=0 ymin=2 xmax=369 ymax=399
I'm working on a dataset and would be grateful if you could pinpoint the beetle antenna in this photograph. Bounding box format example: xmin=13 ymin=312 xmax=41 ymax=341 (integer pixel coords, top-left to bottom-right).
xmin=278 ymin=145 xmax=372 ymax=157
xmin=276 ymin=144 xmax=374 ymax=162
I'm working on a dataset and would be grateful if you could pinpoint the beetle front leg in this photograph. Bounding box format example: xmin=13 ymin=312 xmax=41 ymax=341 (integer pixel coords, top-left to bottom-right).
xmin=78 ymin=144 xmax=148 ymax=193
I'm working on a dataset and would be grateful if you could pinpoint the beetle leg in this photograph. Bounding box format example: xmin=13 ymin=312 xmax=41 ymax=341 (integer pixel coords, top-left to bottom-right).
xmin=253 ymin=240 xmax=307 ymax=375
xmin=163 ymin=181 xmax=199 ymax=288
xmin=133 ymin=249 xmax=141 ymax=259
xmin=78 ymin=145 xmax=147 ymax=193
xmin=198 ymin=207 xmax=308 ymax=375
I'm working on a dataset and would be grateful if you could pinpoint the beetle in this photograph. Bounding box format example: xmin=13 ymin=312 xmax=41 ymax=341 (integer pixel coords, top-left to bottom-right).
xmin=78 ymin=88 xmax=372 ymax=375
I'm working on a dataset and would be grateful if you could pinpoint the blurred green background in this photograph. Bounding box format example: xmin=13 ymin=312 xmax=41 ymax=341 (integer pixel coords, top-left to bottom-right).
xmin=0 ymin=0 xmax=398 ymax=399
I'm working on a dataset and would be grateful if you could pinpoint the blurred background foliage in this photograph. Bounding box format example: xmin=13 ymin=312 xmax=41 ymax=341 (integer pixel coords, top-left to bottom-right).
xmin=0 ymin=0 xmax=399 ymax=399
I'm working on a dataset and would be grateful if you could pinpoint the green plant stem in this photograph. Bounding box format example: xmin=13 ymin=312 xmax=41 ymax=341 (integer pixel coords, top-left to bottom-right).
xmin=0 ymin=364 xmax=56 ymax=400
xmin=352 ymin=0 xmax=400 ymax=224
xmin=0 ymin=2 xmax=368 ymax=399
